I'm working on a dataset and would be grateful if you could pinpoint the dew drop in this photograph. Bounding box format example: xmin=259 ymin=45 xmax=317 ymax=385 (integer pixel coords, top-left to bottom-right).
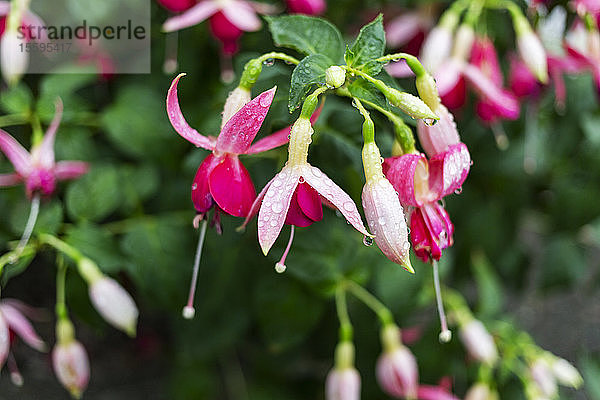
xmin=454 ymin=187 xmax=463 ymax=194
xmin=298 ymin=176 xmax=305 ymax=183
xmin=423 ymin=118 xmax=437 ymax=126
xmin=271 ymin=202 xmax=284 ymax=213
xmin=263 ymin=58 xmax=275 ymax=66
xmin=363 ymin=236 xmax=374 ymax=246
xmin=270 ymin=219 xmax=278 ymax=227
xmin=191 ymin=183 xmax=198 ymax=190
xmin=343 ymin=202 xmax=355 ymax=212
xmin=287 ymin=134 xmax=291 ymax=139
xmin=312 ymin=168 xmax=322 ymax=177
xmin=380 ymin=157 xmax=384 ymax=164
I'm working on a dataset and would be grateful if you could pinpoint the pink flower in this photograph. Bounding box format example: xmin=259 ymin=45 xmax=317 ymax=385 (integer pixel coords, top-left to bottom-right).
xmin=383 ymin=143 xmax=470 ymax=263
xmin=89 ymin=276 xmax=139 ymax=337
xmin=157 ymin=0 xmax=196 ymax=13
xmin=326 ymin=367 xmax=361 ymax=400
xmin=529 ymin=358 xmax=558 ymax=398
xmin=286 ymin=0 xmax=326 ymax=15
xmin=458 ymin=319 xmax=498 ymax=366
xmin=0 ymin=299 xmax=46 ymax=382
xmin=417 ymin=385 xmax=461 ymax=400
xmin=376 ymin=346 xmax=419 ymax=399
xmin=509 ymin=55 xmax=542 ymax=98
xmin=386 ymin=11 xmax=432 ymax=50
xmin=0 ymin=99 xmax=89 ymax=198
xmin=566 ymin=21 xmax=600 ymax=97
xmin=162 ymin=0 xmax=273 ymax=54
xmin=245 ymin=116 xmax=370 ymax=257
xmin=52 ymin=340 xmax=90 ymax=398
xmin=167 ymin=74 xmax=292 ymax=221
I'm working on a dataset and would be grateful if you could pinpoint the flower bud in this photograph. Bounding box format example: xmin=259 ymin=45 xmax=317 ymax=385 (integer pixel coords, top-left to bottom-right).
xmin=380 ymin=87 xmax=438 ymax=122
xmin=325 ymin=66 xmax=346 ymax=89
xmin=451 ymin=25 xmax=475 ymax=61
xmin=89 ymin=277 xmax=139 ymax=337
xmin=415 ymin=73 xmax=441 ymax=111
xmin=465 ymin=382 xmax=498 ymax=400
xmin=1 ymin=30 xmax=29 ymax=86
xmin=325 ymin=367 xmax=361 ymax=400
xmin=459 ymin=319 xmax=498 ymax=366
xmin=52 ymin=340 xmax=90 ymax=399
xmin=376 ymin=325 xmax=418 ymax=399
xmin=221 ymin=86 xmax=251 ymax=128
xmin=420 ymin=24 xmax=454 ymax=74
xmin=551 ymin=357 xmax=583 ymax=389
xmin=529 ymin=358 xmax=558 ymax=398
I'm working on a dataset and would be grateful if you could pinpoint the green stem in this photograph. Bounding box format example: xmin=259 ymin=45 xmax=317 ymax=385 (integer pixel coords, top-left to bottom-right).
xmin=352 ymin=98 xmax=375 ymax=143
xmin=345 ymin=280 xmax=393 ymax=325
xmin=256 ymin=52 xmax=300 ymax=66
xmin=55 ymin=255 xmax=68 ymax=320
xmin=300 ymin=86 xmax=328 ymax=119
xmin=375 ymin=53 xmax=426 ymax=77
xmin=464 ymin=0 xmax=485 ymax=26
xmin=0 ymin=113 xmax=29 ymax=128
xmin=38 ymin=233 xmax=82 ymax=262
xmin=344 ymin=66 xmax=389 ymax=93
xmin=0 ymin=244 xmax=36 ymax=278
xmin=335 ymin=285 xmax=353 ymax=341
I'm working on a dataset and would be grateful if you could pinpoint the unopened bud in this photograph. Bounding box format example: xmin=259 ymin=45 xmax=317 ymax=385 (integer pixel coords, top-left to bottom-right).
xmin=325 ymin=66 xmax=346 ymax=88
xmin=459 ymin=319 xmax=498 ymax=365
xmin=1 ymin=30 xmax=28 ymax=86
xmin=52 ymin=340 xmax=90 ymax=399
xmin=551 ymin=357 xmax=583 ymax=389
xmin=517 ymin=30 xmax=549 ymax=83
xmin=381 ymin=87 xmax=438 ymax=121
xmin=89 ymin=276 xmax=139 ymax=336
xmin=415 ymin=73 xmax=441 ymax=110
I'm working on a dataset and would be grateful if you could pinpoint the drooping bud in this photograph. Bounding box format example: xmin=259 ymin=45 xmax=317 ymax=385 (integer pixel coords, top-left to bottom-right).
xmin=325 ymin=66 xmax=346 ymax=89
xmin=529 ymin=357 xmax=558 ymax=398
xmin=551 ymin=357 xmax=583 ymax=389
xmin=89 ymin=276 xmax=139 ymax=337
xmin=53 ymin=319 xmax=90 ymax=399
xmin=458 ymin=319 xmax=498 ymax=366
xmin=1 ymin=29 xmax=28 ymax=86
xmin=380 ymin=87 xmax=438 ymax=122
xmin=417 ymin=104 xmax=461 ymax=158
xmin=326 ymin=341 xmax=361 ymax=400
xmin=376 ymin=324 xmax=419 ymax=400
xmin=415 ymin=72 xmax=441 ymax=111
xmin=514 ymin=15 xmax=549 ymax=83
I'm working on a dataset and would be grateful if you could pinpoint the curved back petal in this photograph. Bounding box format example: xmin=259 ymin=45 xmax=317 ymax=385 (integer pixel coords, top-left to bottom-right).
xmin=216 ymin=86 xmax=276 ymax=154
xmin=383 ymin=154 xmax=425 ymax=207
xmin=162 ymin=0 xmax=220 ymax=32
xmin=0 ymin=128 xmax=31 ymax=176
xmin=428 ymin=143 xmax=471 ymax=199
xmin=36 ymin=98 xmax=63 ymax=169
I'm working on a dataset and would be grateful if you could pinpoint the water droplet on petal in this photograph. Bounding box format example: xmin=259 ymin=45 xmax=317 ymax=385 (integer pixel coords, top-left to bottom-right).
xmin=312 ymin=168 xmax=322 ymax=177
xmin=363 ymin=236 xmax=374 ymax=246
xmin=423 ymin=118 xmax=437 ymax=126
xmin=343 ymin=202 xmax=355 ymax=212
xmin=191 ymin=183 xmax=198 ymax=190
xmin=270 ymin=219 xmax=278 ymax=227
xmin=454 ymin=187 xmax=463 ymax=195
xmin=298 ymin=176 xmax=305 ymax=183
xmin=271 ymin=202 xmax=284 ymax=213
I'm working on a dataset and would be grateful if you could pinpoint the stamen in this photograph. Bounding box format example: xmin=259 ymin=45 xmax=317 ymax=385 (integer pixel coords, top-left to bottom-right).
xmin=491 ymin=123 xmax=509 ymax=151
xmin=192 ymin=214 xmax=204 ymax=229
xmin=7 ymin=352 xmax=24 ymax=387
xmin=182 ymin=219 xmax=208 ymax=319
xmin=432 ymin=260 xmax=452 ymax=343
xmin=13 ymin=194 xmax=40 ymax=261
xmin=163 ymin=31 xmax=179 ymax=75
xmin=275 ymin=226 xmax=295 ymax=273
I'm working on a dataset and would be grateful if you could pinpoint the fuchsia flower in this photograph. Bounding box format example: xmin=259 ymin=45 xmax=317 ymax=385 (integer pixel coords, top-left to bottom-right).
xmin=162 ymin=0 xmax=274 ymax=54
xmin=286 ymin=0 xmax=326 ymax=15
xmin=386 ymin=10 xmax=432 ymax=52
xmin=376 ymin=324 xmax=418 ymax=399
xmin=326 ymin=367 xmax=361 ymax=400
xmin=167 ymin=74 xmax=295 ymax=222
xmin=244 ymin=114 xmax=370 ymax=260
xmin=566 ymin=20 xmax=600 ymax=97
xmin=157 ymin=0 xmax=196 ymax=13
xmin=416 ymin=385 xmax=461 ymax=400
xmin=52 ymin=340 xmax=90 ymax=398
xmin=0 ymin=299 xmax=46 ymax=385
xmin=458 ymin=319 xmax=498 ymax=366
xmin=0 ymin=100 xmax=89 ymax=198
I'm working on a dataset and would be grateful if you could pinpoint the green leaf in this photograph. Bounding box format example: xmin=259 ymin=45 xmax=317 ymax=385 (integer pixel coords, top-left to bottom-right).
xmin=266 ymin=15 xmax=344 ymax=62
xmin=288 ymin=54 xmax=332 ymax=112
xmin=65 ymin=165 xmax=121 ymax=221
xmin=65 ymin=222 xmax=126 ymax=274
xmin=345 ymin=14 xmax=385 ymax=74
xmin=101 ymin=85 xmax=181 ymax=162
xmin=0 ymin=84 xmax=33 ymax=114
xmin=254 ymin=276 xmax=324 ymax=352
xmin=471 ymin=249 xmax=504 ymax=317
xmin=581 ymin=356 xmax=600 ymax=400
xmin=348 ymin=78 xmax=391 ymax=111
xmin=118 ymin=164 xmax=160 ymax=213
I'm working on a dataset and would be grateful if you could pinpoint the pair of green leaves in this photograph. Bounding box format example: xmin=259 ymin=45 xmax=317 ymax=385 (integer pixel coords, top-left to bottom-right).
xmin=266 ymin=14 xmax=388 ymax=112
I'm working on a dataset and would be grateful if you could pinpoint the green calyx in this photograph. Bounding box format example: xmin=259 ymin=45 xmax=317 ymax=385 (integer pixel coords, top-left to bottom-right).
xmin=334 ymin=340 xmax=355 ymax=369
xmin=380 ymin=323 xmax=402 ymax=353
xmin=239 ymin=59 xmax=263 ymax=90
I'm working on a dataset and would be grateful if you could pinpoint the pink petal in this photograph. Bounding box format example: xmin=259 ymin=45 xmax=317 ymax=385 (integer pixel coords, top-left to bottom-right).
xmin=248 ymin=1 xmax=280 ymax=14
xmin=416 ymin=104 xmax=460 ymax=158
xmin=435 ymin=60 xmax=463 ymax=99
xmin=470 ymin=37 xmax=503 ymax=87
xmin=167 ymin=74 xmax=217 ymax=150
xmin=0 ymin=129 xmax=31 ymax=176
xmin=301 ymin=165 xmax=370 ymax=237
xmin=191 ymin=153 xmax=222 ymax=213
xmin=216 ymin=87 xmax=276 ymax=154
xmin=208 ymin=154 xmax=256 ymax=217
xmin=509 ymin=55 xmax=540 ymax=98
xmin=297 ymin=181 xmax=323 ymax=222
xmin=221 ymin=1 xmax=262 ymax=32
xmin=157 ymin=0 xmax=196 ymax=13
xmin=440 ymin=75 xmax=466 ymax=110
xmin=0 ymin=312 xmax=9 ymax=368
xmin=0 ymin=1 xmax=9 ymax=16
xmin=0 ymin=172 xmax=21 ymax=186
xmin=409 ymin=207 xmax=434 ymax=263
xmin=257 ymin=166 xmax=301 ymax=255
xmin=35 ymin=98 xmax=63 ymax=169
xmin=428 ymin=143 xmax=471 ymax=199
xmin=413 ymin=203 xmax=454 ymax=262
xmin=285 ymin=0 xmax=325 ymax=15
xmin=462 ymin=64 xmax=520 ymax=120
xmin=246 ymin=102 xmax=321 ymax=154
xmin=383 ymin=154 xmax=425 ymax=207
xmin=162 ymin=0 xmax=220 ymax=32
xmin=54 ymin=161 xmax=89 ymax=180
xmin=285 ymin=186 xmax=315 ymax=227
xmin=385 ymin=60 xmax=415 ymax=78
xmin=386 ymin=12 xmax=423 ymax=48
xmin=26 ymin=168 xmax=56 ymax=197
xmin=417 ymin=385 xmax=461 ymax=400
xmin=362 ymin=178 xmax=411 ymax=269
xmin=0 ymin=303 xmax=46 ymax=351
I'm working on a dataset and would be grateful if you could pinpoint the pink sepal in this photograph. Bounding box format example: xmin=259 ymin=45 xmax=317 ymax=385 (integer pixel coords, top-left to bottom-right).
xmin=417 ymin=385 xmax=461 ymax=400
xmin=216 ymin=86 xmax=276 ymax=154
xmin=54 ymin=161 xmax=89 ymax=180
xmin=162 ymin=0 xmax=220 ymax=32
xmin=191 ymin=154 xmax=222 ymax=213
xmin=286 ymin=0 xmax=326 ymax=15
xmin=462 ymin=64 xmax=520 ymax=120
xmin=0 ymin=129 xmax=31 ymax=176
xmin=33 ymin=98 xmax=63 ymax=169
xmin=208 ymin=154 xmax=256 ymax=217
xmin=0 ymin=303 xmax=46 ymax=352
xmin=416 ymin=105 xmax=460 ymax=157
xmin=166 ymin=73 xmax=217 ymax=150
xmin=383 ymin=154 xmax=424 ymax=207
xmin=0 ymin=172 xmax=21 ymax=187
xmin=428 ymin=143 xmax=471 ymax=199
xmin=0 ymin=312 xmax=9 ymax=368
xmin=239 ymin=175 xmax=276 ymax=230
xmin=221 ymin=0 xmax=262 ymax=32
